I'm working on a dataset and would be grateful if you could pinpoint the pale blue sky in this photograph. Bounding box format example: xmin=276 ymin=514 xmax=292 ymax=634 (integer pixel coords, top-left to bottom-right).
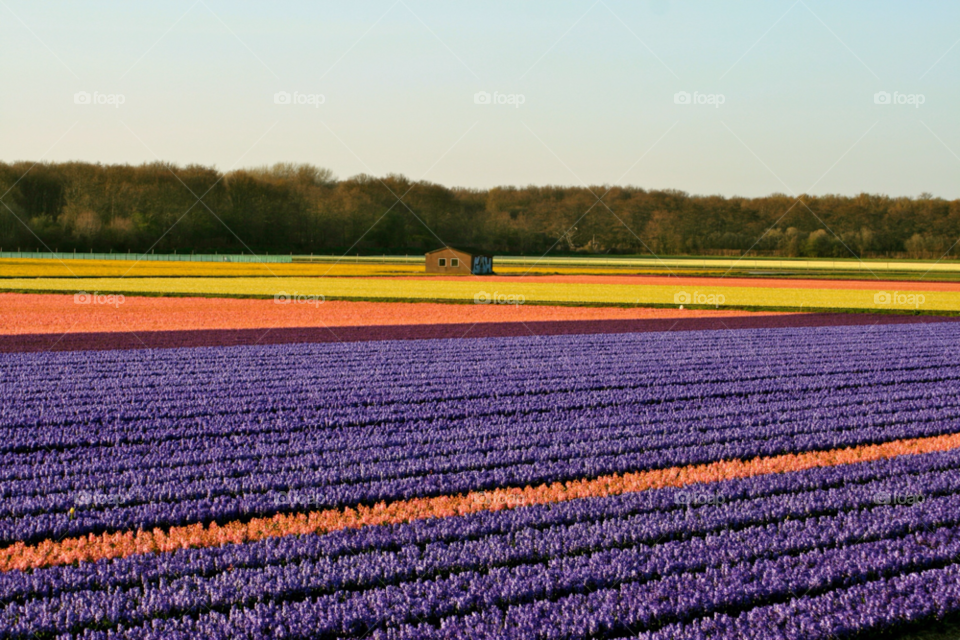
xmin=2 ymin=1 xmax=958 ymax=197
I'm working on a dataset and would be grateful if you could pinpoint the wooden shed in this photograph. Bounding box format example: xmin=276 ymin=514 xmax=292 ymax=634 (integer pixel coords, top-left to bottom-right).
xmin=425 ymin=246 xmax=493 ymax=275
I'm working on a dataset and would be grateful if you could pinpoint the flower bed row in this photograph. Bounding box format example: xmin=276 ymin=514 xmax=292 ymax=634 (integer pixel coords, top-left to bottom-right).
xmin=2 ymin=324 xmax=960 ymax=544
xmin=0 ymin=292 xmax=765 ymax=336
xmin=3 ymin=430 xmax=960 ymax=573
xmin=3 ymin=321 xmax=960 ymax=638
xmin=3 ymin=448 xmax=959 ymax=638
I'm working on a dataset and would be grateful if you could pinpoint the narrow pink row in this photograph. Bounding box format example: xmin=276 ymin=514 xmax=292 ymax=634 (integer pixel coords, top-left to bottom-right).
xmin=3 ymin=431 xmax=959 ymax=573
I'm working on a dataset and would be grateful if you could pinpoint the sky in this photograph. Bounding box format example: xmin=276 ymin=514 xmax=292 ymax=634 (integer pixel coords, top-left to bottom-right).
xmin=2 ymin=1 xmax=959 ymax=198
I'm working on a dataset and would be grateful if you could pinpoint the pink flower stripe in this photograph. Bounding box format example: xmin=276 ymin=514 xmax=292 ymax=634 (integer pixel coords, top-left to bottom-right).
xmin=3 ymin=431 xmax=960 ymax=573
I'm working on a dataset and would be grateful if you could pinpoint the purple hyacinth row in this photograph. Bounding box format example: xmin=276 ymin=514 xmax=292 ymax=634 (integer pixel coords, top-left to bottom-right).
xmin=3 ymin=390 xmax=958 ymax=529
xmin=2 ymin=447 xmax=959 ymax=638
xmin=636 ymin=562 xmax=960 ymax=640
xmin=2 ymin=324 xmax=960 ymax=544
xmin=4 ymin=379 xmax=955 ymax=502
xmin=4 ymin=367 xmax=957 ymax=481
xmin=2 ymin=322 xmax=960 ymax=639
xmin=4 ymin=356 xmax=953 ymax=457
xmin=370 ymin=527 xmax=960 ymax=640
xmin=1 ymin=331 xmax=952 ymax=467
xmin=10 ymin=521 xmax=960 ymax=639
xmin=2 ymin=323 xmax=953 ymax=435
xmin=2 ymin=446 xmax=955 ymax=605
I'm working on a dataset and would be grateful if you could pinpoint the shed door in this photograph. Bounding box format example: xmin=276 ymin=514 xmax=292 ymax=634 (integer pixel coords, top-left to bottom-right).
xmin=472 ymin=256 xmax=492 ymax=275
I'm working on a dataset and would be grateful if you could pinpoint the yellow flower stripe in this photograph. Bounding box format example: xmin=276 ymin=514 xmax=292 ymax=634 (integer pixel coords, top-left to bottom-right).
xmin=1 ymin=276 xmax=956 ymax=311
xmin=0 ymin=259 xmax=683 ymax=278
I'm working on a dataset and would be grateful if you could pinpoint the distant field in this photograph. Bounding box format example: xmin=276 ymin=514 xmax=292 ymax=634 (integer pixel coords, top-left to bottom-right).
xmin=298 ymin=253 xmax=960 ymax=278
xmin=0 ymin=293 xmax=761 ymax=336
xmin=3 ymin=256 xmax=960 ymax=280
xmin=2 ymin=275 xmax=956 ymax=312
xmin=0 ymin=258 xmax=682 ymax=278
xmin=491 ymin=255 xmax=960 ymax=273
xmin=0 ymin=258 xmax=421 ymax=278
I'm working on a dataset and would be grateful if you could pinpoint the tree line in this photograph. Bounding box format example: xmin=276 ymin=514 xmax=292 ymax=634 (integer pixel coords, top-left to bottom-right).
xmin=1 ymin=161 xmax=958 ymax=259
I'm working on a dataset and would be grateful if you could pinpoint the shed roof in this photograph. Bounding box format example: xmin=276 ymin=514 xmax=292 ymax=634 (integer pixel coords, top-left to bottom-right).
xmin=425 ymin=246 xmax=493 ymax=257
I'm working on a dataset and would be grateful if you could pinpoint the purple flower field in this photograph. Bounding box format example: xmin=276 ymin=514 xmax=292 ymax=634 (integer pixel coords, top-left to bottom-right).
xmin=1 ymin=322 xmax=959 ymax=638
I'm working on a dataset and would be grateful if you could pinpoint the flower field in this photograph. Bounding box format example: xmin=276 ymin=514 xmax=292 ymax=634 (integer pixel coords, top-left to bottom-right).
xmin=0 ymin=258 xmax=424 ymax=278
xmin=2 ymin=275 xmax=956 ymax=311
xmin=2 ymin=320 xmax=960 ymax=638
xmin=0 ymin=292 xmax=763 ymax=336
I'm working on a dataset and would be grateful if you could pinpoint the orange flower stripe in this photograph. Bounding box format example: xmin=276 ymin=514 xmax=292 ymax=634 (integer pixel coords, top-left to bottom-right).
xmin=0 ymin=293 xmax=766 ymax=336
xmin=3 ymin=431 xmax=960 ymax=573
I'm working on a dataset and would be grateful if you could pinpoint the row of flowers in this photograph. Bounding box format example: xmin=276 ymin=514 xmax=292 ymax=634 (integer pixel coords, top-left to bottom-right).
xmin=2 ymin=322 xmax=959 ymax=637
xmin=1 ymin=292 xmax=740 ymax=337
xmin=5 ymin=322 xmax=948 ymax=429
xmin=2 ymin=326 xmax=958 ymax=546
xmin=4 ymin=453 xmax=959 ymax=637
xmin=1 ymin=445 xmax=951 ymax=604
xmin=3 ymin=431 xmax=960 ymax=573
xmin=5 ymin=387 xmax=958 ymax=525
xmin=6 ymin=369 xmax=955 ymax=495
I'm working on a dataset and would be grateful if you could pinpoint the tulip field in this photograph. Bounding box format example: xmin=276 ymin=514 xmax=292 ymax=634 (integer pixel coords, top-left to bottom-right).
xmin=3 ymin=274 xmax=960 ymax=311
xmin=2 ymin=313 xmax=960 ymax=638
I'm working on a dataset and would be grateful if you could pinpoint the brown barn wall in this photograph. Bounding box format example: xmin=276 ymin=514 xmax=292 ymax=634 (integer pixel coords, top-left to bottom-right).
xmin=425 ymin=248 xmax=473 ymax=274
